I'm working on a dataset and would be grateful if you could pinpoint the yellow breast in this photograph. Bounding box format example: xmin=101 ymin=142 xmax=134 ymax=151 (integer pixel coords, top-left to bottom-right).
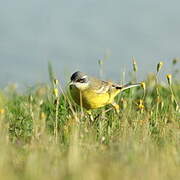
xmin=70 ymin=85 xmax=120 ymax=110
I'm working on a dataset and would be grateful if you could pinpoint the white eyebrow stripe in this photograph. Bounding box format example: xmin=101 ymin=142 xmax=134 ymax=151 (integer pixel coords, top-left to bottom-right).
xmin=81 ymin=75 xmax=88 ymax=79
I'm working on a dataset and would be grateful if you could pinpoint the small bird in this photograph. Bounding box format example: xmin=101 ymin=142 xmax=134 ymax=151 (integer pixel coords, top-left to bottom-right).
xmin=69 ymin=71 xmax=141 ymax=113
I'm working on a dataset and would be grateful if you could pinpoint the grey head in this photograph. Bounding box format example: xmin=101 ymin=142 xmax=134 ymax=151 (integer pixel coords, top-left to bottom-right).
xmin=70 ymin=71 xmax=89 ymax=83
xmin=70 ymin=71 xmax=89 ymax=90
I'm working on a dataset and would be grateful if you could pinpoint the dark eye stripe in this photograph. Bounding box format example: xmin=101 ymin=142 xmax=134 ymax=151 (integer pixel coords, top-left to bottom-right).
xmin=77 ymin=78 xmax=86 ymax=83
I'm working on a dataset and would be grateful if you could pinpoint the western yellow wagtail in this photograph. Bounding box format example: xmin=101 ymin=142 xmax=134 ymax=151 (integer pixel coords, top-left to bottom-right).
xmin=69 ymin=71 xmax=142 ymax=113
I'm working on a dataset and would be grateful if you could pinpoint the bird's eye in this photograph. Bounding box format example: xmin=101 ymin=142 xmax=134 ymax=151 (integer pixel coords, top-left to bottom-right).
xmin=77 ymin=78 xmax=86 ymax=83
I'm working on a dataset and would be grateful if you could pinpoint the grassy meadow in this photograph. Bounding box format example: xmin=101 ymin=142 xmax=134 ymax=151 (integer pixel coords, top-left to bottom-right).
xmin=0 ymin=60 xmax=179 ymax=180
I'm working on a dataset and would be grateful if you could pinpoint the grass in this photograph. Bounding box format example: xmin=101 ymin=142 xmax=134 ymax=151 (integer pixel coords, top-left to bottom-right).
xmin=0 ymin=60 xmax=179 ymax=180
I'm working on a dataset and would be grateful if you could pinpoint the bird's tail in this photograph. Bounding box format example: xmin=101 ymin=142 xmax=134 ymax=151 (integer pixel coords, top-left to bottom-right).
xmin=116 ymin=82 xmax=141 ymax=91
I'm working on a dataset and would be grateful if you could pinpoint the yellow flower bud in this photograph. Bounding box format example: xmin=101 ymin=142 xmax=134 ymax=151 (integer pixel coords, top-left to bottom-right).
xmin=53 ymin=88 xmax=59 ymax=97
xmin=138 ymin=100 xmax=144 ymax=109
xmin=0 ymin=108 xmax=5 ymax=115
xmin=166 ymin=74 xmax=172 ymax=85
xmin=141 ymin=82 xmax=146 ymax=90
xmin=40 ymin=112 xmax=46 ymax=120
xmin=137 ymin=99 xmax=144 ymax=113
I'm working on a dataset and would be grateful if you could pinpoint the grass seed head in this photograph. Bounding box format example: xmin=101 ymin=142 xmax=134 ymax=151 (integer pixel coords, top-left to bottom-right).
xmin=53 ymin=79 xmax=59 ymax=85
xmin=29 ymin=95 xmax=33 ymax=102
xmin=172 ymin=58 xmax=180 ymax=65
xmin=157 ymin=61 xmax=163 ymax=73
xmin=156 ymin=95 xmax=161 ymax=104
xmin=120 ymin=98 xmax=127 ymax=109
xmin=176 ymin=104 xmax=179 ymax=112
xmin=132 ymin=56 xmax=138 ymax=72
xmin=160 ymin=101 xmax=164 ymax=109
xmin=39 ymin=99 xmax=43 ymax=106
xmin=170 ymin=94 xmax=174 ymax=102
xmin=98 ymin=59 xmax=103 ymax=65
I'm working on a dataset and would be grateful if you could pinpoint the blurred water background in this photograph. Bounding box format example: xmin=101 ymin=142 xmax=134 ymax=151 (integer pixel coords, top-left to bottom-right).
xmin=0 ymin=0 xmax=180 ymax=88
